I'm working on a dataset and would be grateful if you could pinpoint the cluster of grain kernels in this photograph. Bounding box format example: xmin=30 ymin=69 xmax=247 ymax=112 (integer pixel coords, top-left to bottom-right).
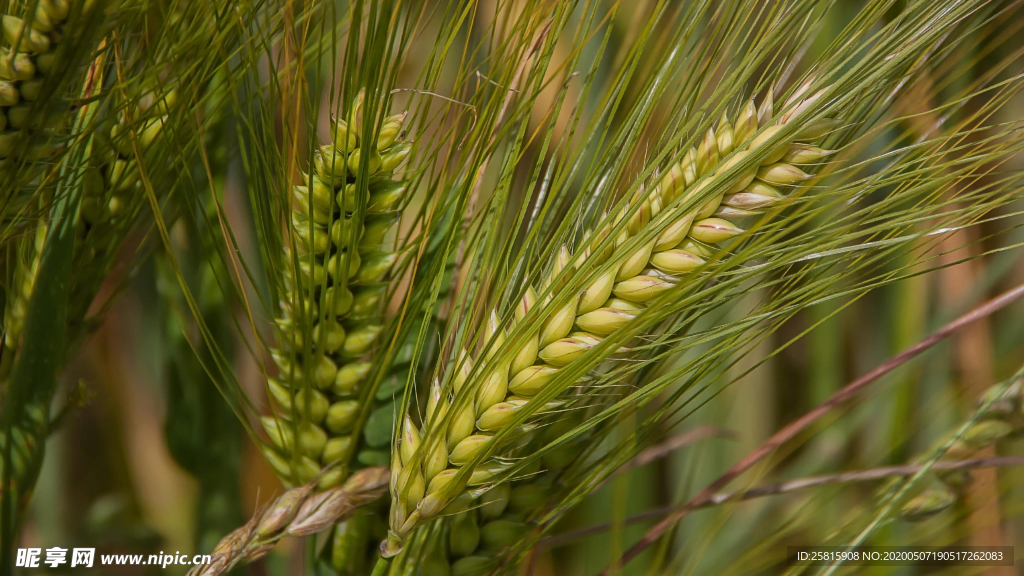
xmin=331 ymin=242 xmax=458 ymax=574
xmin=262 ymin=94 xmax=411 ymax=491
xmin=385 ymin=84 xmax=842 ymax=559
xmin=78 ymin=93 xmax=172 ymax=245
xmin=0 ymin=1 xmax=73 ymax=157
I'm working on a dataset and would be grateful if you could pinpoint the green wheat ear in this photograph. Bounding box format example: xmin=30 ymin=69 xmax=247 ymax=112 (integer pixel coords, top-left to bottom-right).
xmin=262 ymin=89 xmax=412 ymax=491
xmin=382 ymin=82 xmax=839 ymax=558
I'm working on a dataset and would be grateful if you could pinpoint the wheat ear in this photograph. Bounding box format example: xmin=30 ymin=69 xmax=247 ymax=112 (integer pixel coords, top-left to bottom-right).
xmin=898 ymin=378 xmax=1023 ymax=521
xmin=383 ymin=83 xmax=840 ymax=557
xmin=186 ymin=466 xmax=389 ymax=576
xmin=0 ymin=0 xmax=75 ymax=158
xmin=262 ymin=89 xmax=412 ymax=490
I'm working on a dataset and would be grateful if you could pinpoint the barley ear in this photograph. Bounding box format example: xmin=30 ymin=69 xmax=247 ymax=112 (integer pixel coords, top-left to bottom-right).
xmin=384 ymin=84 xmax=844 ymax=556
xmin=263 ymin=92 xmax=412 ymax=489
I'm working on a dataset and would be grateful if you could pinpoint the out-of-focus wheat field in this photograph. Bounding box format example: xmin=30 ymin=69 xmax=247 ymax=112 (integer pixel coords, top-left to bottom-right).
xmin=14 ymin=0 xmax=1024 ymax=575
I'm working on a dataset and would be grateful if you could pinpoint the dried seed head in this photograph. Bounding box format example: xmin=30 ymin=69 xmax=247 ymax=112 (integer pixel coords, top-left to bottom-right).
xmin=257 ymin=487 xmax=311 ymax=537
xmin=286 ymin=490 xmax=336 ymax=536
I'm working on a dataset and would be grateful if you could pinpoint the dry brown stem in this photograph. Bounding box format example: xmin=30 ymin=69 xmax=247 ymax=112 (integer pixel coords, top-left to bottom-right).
xmin=189 ymin=467 xmax=389 ymax=576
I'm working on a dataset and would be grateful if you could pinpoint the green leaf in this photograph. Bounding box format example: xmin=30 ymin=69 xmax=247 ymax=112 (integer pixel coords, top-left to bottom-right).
xmin=364 ymin=402 xmax=396 ymax=448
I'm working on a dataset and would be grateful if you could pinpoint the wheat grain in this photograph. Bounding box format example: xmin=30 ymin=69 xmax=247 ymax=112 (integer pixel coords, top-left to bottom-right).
xmin=383 ymin=84 xmax=840 ymax=558
xmin=262 ymin=90 xmax=411 ymax=490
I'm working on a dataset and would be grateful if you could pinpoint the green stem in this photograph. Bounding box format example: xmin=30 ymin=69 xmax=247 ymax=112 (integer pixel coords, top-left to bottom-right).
xmin=370 ymin=557 xmax=391 ymax=576
xmin=306 ymin=538 xmax=317 ymax=576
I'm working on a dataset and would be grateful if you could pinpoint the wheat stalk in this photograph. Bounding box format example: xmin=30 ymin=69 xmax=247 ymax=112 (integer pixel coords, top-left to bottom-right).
xmin=262 ymin=89 xmax=412 ymax=490
xmin=383 ymin=81 xmax=840 ymax=558
xmin=187 ymin=466 xmax=389 ymax=576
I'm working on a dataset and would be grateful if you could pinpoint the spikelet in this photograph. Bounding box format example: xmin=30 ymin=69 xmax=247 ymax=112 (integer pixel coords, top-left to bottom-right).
xmin=382 ymin=83 xmax=842 ymax=558
xmin=262 ymin=91 xmax=413 ymax=490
